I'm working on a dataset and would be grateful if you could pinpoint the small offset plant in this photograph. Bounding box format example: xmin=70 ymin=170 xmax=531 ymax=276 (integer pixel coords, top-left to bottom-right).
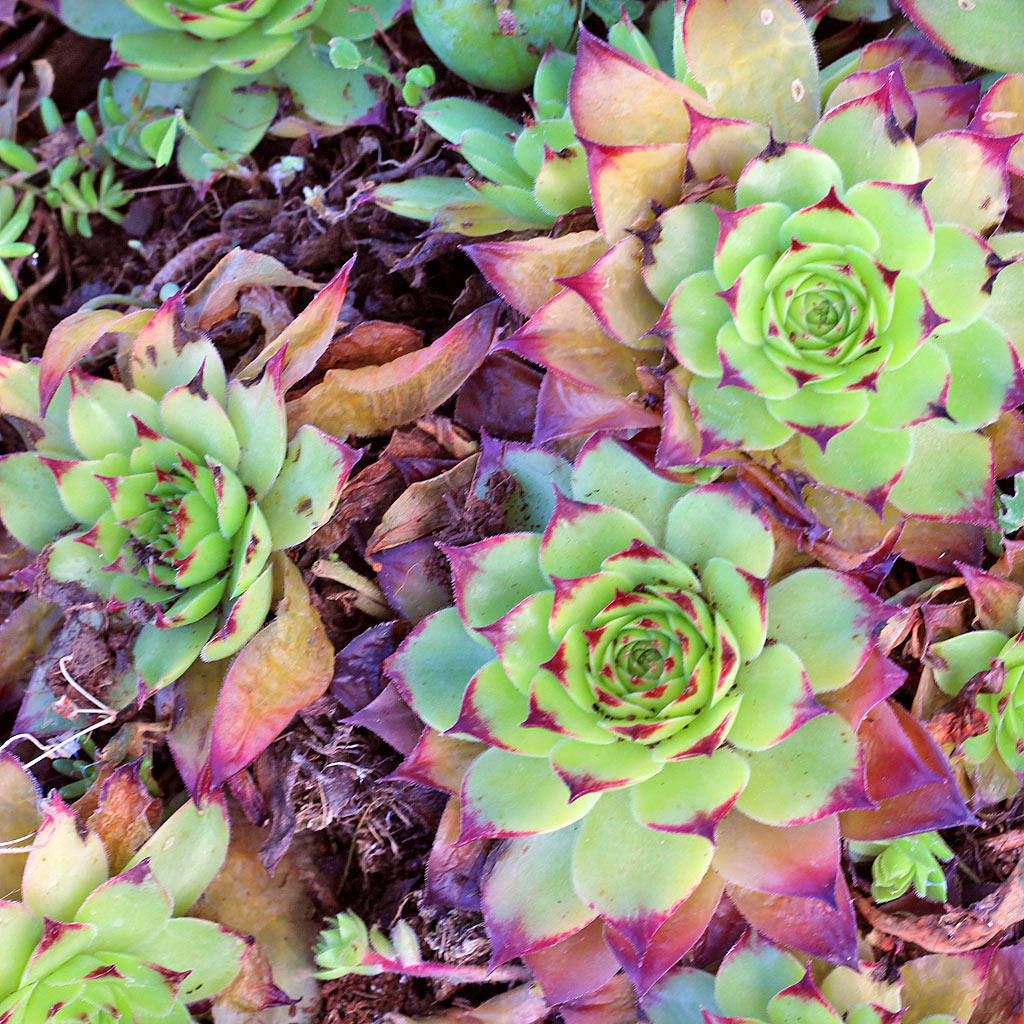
xmin=0 ymin=265 xmax=359 ymax=694
xmin=373 ymin=16 xmax=661 ymax=236
xmin=0 ymin=779 xmax=254 ymax=1024
xmin=314 ymin=911 xmax=527 ymax=984
xmin=926 ymin=607 xmax=1024 ymax=807
xmin=849 ymin=831 xmax=954 ymax=904
xmin=56 ymin=0 xmax=403 ymax=180
xmin=386 ymin=435 xmax=968 ymax=989
xmin=642 ymin=929 xmax=1014 ymax=1024
xmin=372 ymin=47 xmax=585 ymax=235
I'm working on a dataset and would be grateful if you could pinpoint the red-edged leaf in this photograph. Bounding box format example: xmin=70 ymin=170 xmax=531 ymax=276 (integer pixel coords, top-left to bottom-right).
xmin=234 ymin=256 xmax=354 ymax=390
xmin=286 ymin=303 xmax=499 ymax=438
xmin=169 ymin=555 xmax=333 ymax=797
xmin=39 ymin=309 xmax=128 ymax=415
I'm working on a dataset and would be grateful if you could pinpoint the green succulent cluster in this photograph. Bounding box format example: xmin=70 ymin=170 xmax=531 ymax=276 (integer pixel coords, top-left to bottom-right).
xmin=928 ymin=611 xmax=1024 ymax=806
xmin=57 ymin=0 xmax=403 ymax=180
xmin=642 ymin=930 xmax=964 ymax=1024
xmin=849 ymin=831 xmax=954 ymax=904
xmin=373 ymin=15 xmax=662 ymax=236
xmin=0 ymin=291 xmax=358 ymax=694
xmin=0 ymin=788 xmax=246 ymax=1024
xmin=387 ymin=435 xmax=968 ymax=983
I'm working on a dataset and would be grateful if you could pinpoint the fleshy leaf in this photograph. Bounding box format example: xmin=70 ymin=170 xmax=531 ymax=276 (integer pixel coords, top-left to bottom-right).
xmin=124 ymin=795 xmax=228 ymax=914
xmin=482 ymin=824 xmax=596 ymax=963
xmin=735 ymin=712 xmax=871 ymax=825
xmin=683 ymin=0 xmax=820 ymax=141
xmin=257 ymin=425 xmax=359 ymax=549
xmin=572 ymin=788 xmax=713 ymax=954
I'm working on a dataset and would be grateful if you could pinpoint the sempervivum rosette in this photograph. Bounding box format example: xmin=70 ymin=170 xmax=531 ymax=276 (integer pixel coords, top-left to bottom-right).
xmin=469 ymin=0 xmax=1024 ymax=525
xmin=386 ymin=436 xmax=969 ymax=991
xmin=0 ymin=291 xmax=359 ymax=695
xmin=0 ymin=778 xmax=262 ymax=1024
xmin=642 ymin=929 xmax=1010 ymax=1024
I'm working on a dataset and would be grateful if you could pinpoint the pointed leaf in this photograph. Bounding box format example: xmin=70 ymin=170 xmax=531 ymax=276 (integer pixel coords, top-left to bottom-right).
xmin=286 ymin=302 xmax=499 ymax=438
xmin=235 ymin=258 xmax=353 ymax=389
xmin=21 ymin=797 xmax=108 ymax=921
xmin=125 ymin=795 xmax=229 ymax=914
xmin=204 ymin=554 xmax=333 ymax=789
xmin=735 ymin=712 xmax=871 ymax=825
xmin=459 ymin=747 xmax=598 ymax=841
xmin=131 ymin=918 xmax=246 ymax=1001
xmin=73 ymin=862 xmax=173 ymax=952
xmin=572 ymin=788 xmax=713 ymax=953
xmin=482 ymin=824 xmax=596 ymax=963
xmin=226 ymin=347 xmax=286 ymax=499
xmin=258 ymin=425 xmax=359 ymax=548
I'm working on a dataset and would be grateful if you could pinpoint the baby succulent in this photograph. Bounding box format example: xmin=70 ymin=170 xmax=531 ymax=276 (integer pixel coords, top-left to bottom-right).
xmin=848 ymin=831 xmax=954 ymax=904
xmin=411 ymin=0 xmax=580 ymax=92
xmin=0 ymin=288 xmax=359 ymax=695
xmin=471 ymin=0 xmax=1023 ymax=524
xmin=926 ymin=606 xmax=1024 ymax=807
xmin=373 ymin=18 xmax=661 ymax=236
xmin=56 ymin=0 xmax=402 ymax=179
xmin=0 ymin=786 xmax=249 ymax=1024
xmin=642 ymin=929 xmax=1005 ymax=1024
xmin=386 ymin=436 xmax=968 ymax=989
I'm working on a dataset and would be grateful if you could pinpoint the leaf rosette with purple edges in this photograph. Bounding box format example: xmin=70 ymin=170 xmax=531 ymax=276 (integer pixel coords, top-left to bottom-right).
xmin=642 ymin=928 xmax=1011 ymax=1024
xmin=386 ymin=436 xmax=970 ymax=992
xmin=0 ymin=289 xmax=359 ymax=696
xmin=469 ymin=0 xmax=1024 ymax=525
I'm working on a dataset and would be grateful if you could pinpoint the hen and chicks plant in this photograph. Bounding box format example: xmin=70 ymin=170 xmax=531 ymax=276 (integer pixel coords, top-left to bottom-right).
xmin=0 ymin=265 xmax=359 ymax=694
xmin=57 ymin=0 xmax=403 ymax=179
xmin=386 ymin=436 xmax=969 ymax=990
xmin=0 ymin=770 xmax=253 ymax=1024
xmin=643 ymin=929 xmax=1022 ymax=1024
xmin=470 ymin=0 xmax=1024 ymax=528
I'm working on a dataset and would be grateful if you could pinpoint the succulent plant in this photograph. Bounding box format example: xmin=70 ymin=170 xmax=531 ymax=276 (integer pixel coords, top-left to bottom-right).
xmin=642 ymin=929 xmax=1015 ymax=1024
xmin=0 ymin=778 xmax=252 ymax=1024
xmin=469 ymin=0 xmax=1018 ymax=525
xmin=849 ymin=831 xmax=954 ymax=904
xmin=411 ymin=0 xmax=581 ymax=93
xmin=372 ymin=17 xmax=663 ymax=236
xmin=56 ymin=0 xmax=402 ymax=180
xmin=0 ymin=273 xmax=359 ymax=695
xmin=372 ymin=47 xmax=585 ymax=235
xmin=926 ymin=609 xmax=1024 ymax=807
xmin=386 ymin=435 xmax=969 ymax=990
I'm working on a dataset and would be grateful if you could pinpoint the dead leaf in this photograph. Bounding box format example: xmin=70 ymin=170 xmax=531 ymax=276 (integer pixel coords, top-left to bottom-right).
xmin=81 ymin=765 xmax=161 ymax=873
xmin=381 ymin=983 xmax=549 ymax=1024
xmin=235 ymin=258 xmax=354 ymax=389
xmin=368 ymin=454 xmax=479 ymax=554
xmin=425 ymin=798 xmax=488 ymax=912
xmin=315 ymin=320 xmax=423 ymax=372
xmin=924 ymin=665 xmax=1003 ymax=746
xmin=196 ymin=817 xmax=322 ymax=1023
xmin=38 ymin=309 xmax=124 ymax=413
xmin=185 ymin=248 xmax=316 ymax=330
xmin=209 ymin=554 xmax=333 ymax=790
xmin=286 ymin=303 xmax=500 ymax=439
xmin=0 ymin=596 xmax=61 ymax=711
